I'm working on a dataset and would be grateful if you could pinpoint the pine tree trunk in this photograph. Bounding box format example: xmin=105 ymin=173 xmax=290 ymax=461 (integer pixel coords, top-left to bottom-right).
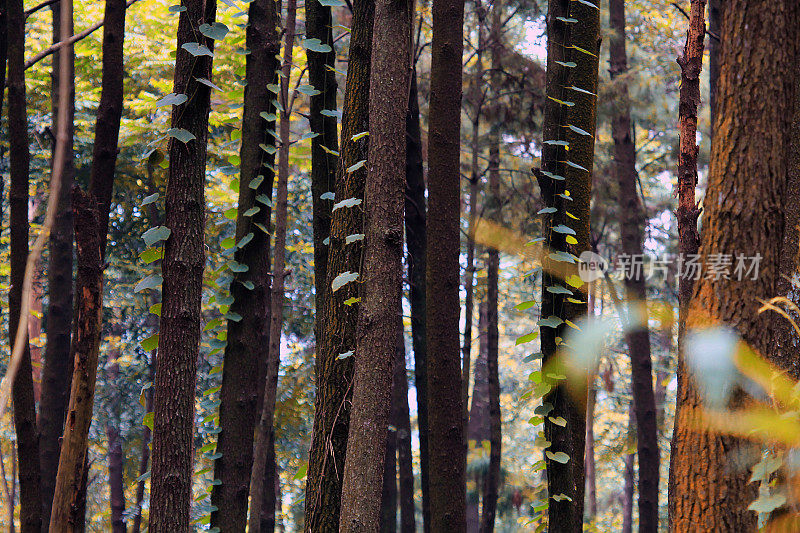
xmin=670 ymin=0 xmax=800 ymax=530
xmin=149 ymin=0 xmax=216 ymax=529
xmin=393 ymin=326 xmax=416 ymax=533
xmin=608 ymin=0 xmax=659 ymax=528
xmin=210 ymin=0 xmax=279 ymax=529
xmin=249 ymin=2 xmax=297 ymax=529
xmin=303 ymin=0 xmax=375 ymax=529
xmin=535 ymin=1 xmax=600 ymax=529
xmin=467 ymin=302 xmax=489 ymax=533
xmin=39 ymin=2 xmax=75 ymax=526
xmin=403 ymin=66 xmax=430 ymax=533
xmin=621 ymin=403 xmax=635 ymax=533
xmin=105 ymin=359 xmax=127 ymax=533
xmin=426 ymin=0 xmax=467 ymax=525
xmin=307 ymin=0 xmax=338 ymax=308
xmin=379 ymin=423 xmax=397 ymax=533
xmin=8 ymin=0 xmax=43 ymax=528
xmin=337 ymin=0 xmax=411 ymax=526
xmin=130 ymin=357 xmax=152 ymax=533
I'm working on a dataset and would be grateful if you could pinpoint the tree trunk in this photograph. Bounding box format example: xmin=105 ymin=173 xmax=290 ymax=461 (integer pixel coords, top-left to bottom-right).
xmin=707 ymin=0 xmax=721 ymax=142
xmin=379 ymin=423 xmax=397 ymax=533
xmin=608 ymin=0 xmax=659 ymax=528
xmin=105 ymin=359 xmax=126 ymax=533
xmin=249 ymin=2 xmax=297 ymax=530
xmin=426 ymin=0 xmax=467 ymax=525
xmin=670 ymin=0 xmax=800 ymax=530
xmin=303 ymin=0 xmax=375 ymax=529
xmin=8 ymin=0 xmax=43 ymax=528
xmin=306 ymin=0 xmax=338 ymax=310
xmin=621 ymin=403 xmax=635 ymax=533
xmin=337 ymin=0 xmax=411 ymax=526
xmin=210 ymin=0 xmax=279 ymax=529
xmin=467 ymin=303 xmax=489 ymax=533
xmin=584 ymin=282 xmax=598 ymax=520
xmin=130 ymin=357 xmax=153 ymax=533
xmin=149 ymin=0 xmax=216 ymax=529
xmin=535 ymin=1 xmax=599 ymax=529
xmin=394 ymin=319 xmax=416 ymax=533
xmin=39 ymin=1 xmax=76 ymax=526
xmin=49 ymin=187 xmax=104 ymax=533
xmin=404 ymin=66 xmax=430 ymax=533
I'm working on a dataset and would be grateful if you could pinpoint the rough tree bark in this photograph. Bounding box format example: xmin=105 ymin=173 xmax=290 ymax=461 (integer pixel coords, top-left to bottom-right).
xmin=404 ymin=66 xmax=430 ymax=533
xmin=608 ymin=0 xmax=659 ymax=528
xmin=670 ymin=0 xmax=800 ymax=530
xmin=303 ymin=0 xmax=375 ymax=529
xmin=426 ymin=0 xmax=467 ymax=525
xmin=48 ymin=1 xmax=127 ymax=529
xmin=393 ymin=325 xmax=416 ymax=533
xmin=149 ymin=0 xmax=216 ymax=529
xmin=210 ymin=0 xmax=279 ymax=529
xmin=8 ymin=0 xmax=43 ymax=528
xmin=39 ymin=3 xmax=75 ymax=525
xmin=337 ymin=0 xmax=411 ymax=525
xmin=535 ymin=0 xmax=600 ymax=529
xmin=249 ymin=2 xmax=297 ymax=530
xmin=379 ymin=421 xmax=397 ymax=533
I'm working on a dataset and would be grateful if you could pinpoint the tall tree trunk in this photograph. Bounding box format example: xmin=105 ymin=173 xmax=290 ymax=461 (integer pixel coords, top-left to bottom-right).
xmin=249 ymin=2 xmax=297 ymax=530
xmin=608 ymin=0 xmax=659 ymax=528
xmin=210 ymin=0 xmax=279 ymax=529
xmin=303 ymin=0 xmax=375 ymax=529
xmin=426 ymin=0 xmax=467 ymax=525
xmin=584 ymin=282 xmax=598 ymax=520
xmin=49 ymin=1 xmax=127 ymax=529
xmin=130 ymin=357 xmax=153 ymax=533
xmin=535 ymin=0 xmax=599 ymax=529
xmin=404 ymin=66 xmax=430 ymax=533
xmin=149 ymin=0 xmax=216 ymax=529
xmin=8 ymin=0 xmax=43 ymax=528
xmin=670 ymin=0 xmax=800 ymax=530
xmin=394 ymin=325 xmax=416 ymax=533
xmin=479 ymin=4 xmax=503 ymax=531
xmin=337 ymin=0 xmax=411 ymax=526
xmin=467 ymin=302 xmax=489 ymax=533
xmin=621 ymin=403 xmax=635 ymax=533
xmin=39 ymin=2 xmax=76 ymax=522
xmin=106 ymin=358 xmax=126 ymax=533
xmin=707 ymin=0 xmax=720 ymax=142
xmin=306 ymin=0 xmax=338 ymax=309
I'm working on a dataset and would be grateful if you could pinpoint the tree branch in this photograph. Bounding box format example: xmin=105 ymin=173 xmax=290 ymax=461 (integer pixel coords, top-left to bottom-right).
xmin=24 ymin=0 xmax=61 ymax=19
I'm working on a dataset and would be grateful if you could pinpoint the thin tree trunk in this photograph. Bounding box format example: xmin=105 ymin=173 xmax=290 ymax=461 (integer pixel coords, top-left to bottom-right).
xmin=130 ymin=357 xmax=152 ymax=533
xmin=707 ymin=0 xmax=720 ymax=143
xmin=210 ymin=0 xmax=279 ymax=529
xmin=395 ymin=335 xmax=416 ymax=533
xmin=479 ymin=4 xmax=502 ymax=530
xmin=379 ymin=420 xmax=397 ymax=533
xmin=306 ymin=0 xmax=338 ymax=310
xmin=426 ymin=0 xmax=467 ymax=524
xmin=149 ymin=0 xmax=216 ymax=529
xmin=106 ymin=360 xmax=126 ymax=533
xmin=403 ymin=66 xmax=429 ymax=533
xmin=303 ymin=0 xmax=375 ymax=529
xmin=535 ymin=0 xmax=600 ymax=529
xmin=49 ymin=188 xmax=103 ymax=533
xmin=8 ymin=0 xmax=43 ymax=528
xmin=467 ymin=302 xmax=489 ymax=533
xmin=670 ymin=0 xmax=800 ymax=530
xmin=621 ymin=403 xmax=635 ymax=533
xmin=337 ymin=0 xmax=411 ymax=526
xmin=608 ymin=0 xmax=659 ymax=528
xmin=249 ymin=2 xmax=297 ymax=530
xmin=584 ymin=281 xmax=597 ymax=520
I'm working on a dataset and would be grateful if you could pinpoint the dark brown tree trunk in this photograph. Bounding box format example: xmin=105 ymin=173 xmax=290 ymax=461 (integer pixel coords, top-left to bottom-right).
xmin=8 ymin=0 xmax=43 ymax=529
xmin=535 ymin=0 xmax=600 ymax=529
xmin=0 ymin=0 xmax=6 ymax=120
xmin=130 ymin=358 xmax=152 ymax=533
xmin=404 ymin=66 xmax=430 ymax=533
xmin=106 ymin=359 xmax=126 ymax=533
xmin=621 ymin=403 xmax=635 ymax=533
xmin=149 ymin=0 xmax=216 ymax=529
xmin=303 ymin=0 xmax=375 ymax=529
xmin=707 ymin=0 xmax=720 ymax=141
xmin=393 ymin=326 xmax=416 ymax=533
xmin=306 ymin=0 xmax=338 ymax=308
xmin=670 ymin=0 xmax=800 ymax=530
xmin=608 ymin=0 xmax=659 ymax=528
xmin=337 ymin=0 xmax=410 ymax=526
xmin=467 ymin=303 xmax=489 ymax=533
xmin=249 ymin=1 xmax=296 ymax=529
xmin=426 ymin=0 xmax=467 ymax=525
xmin=210 ymin=0 xmax=279 ymax=529
xmin=479 ymin=4 xmax=502 ymax=531
xmin=49 ymin=187 xmax=104 ymax=533
xmin=39 ymin=1 xmax=75 ymax=527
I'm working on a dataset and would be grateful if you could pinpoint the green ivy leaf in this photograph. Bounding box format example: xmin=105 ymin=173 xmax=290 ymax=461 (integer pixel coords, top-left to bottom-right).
xmin=140 ymin=333 xmax=159 ymax=351
xmin=182 ymin=42 xmax=213 ymax=57
xmin=538 ymin=316 xmax=564 ymax=328
xmin=296 ymin=85 xmax=321 ymax=96
xmin=302 ymin=38 xmax=332 ymax=53
xmin=142 ymin=226 xmax=171 ymax=247
xmin=516 ymin=331 xmax=539 ymax=345
xmin=155 ymin=93 xmax=187 ymax=107
xmin=332 ymin=271 xmax=359 ymax=292
xmin=135 ymin=274 xmax=163 ymax=293
xmin=552 ymin=224 xmax=576 ymax=235
xmin=199 ymin=22 xmax=229 ymax=40
xmin=332 ymin=197 xmax=362 ymax=212
xmin=167 ymin=128 xmax=196 ymax=143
